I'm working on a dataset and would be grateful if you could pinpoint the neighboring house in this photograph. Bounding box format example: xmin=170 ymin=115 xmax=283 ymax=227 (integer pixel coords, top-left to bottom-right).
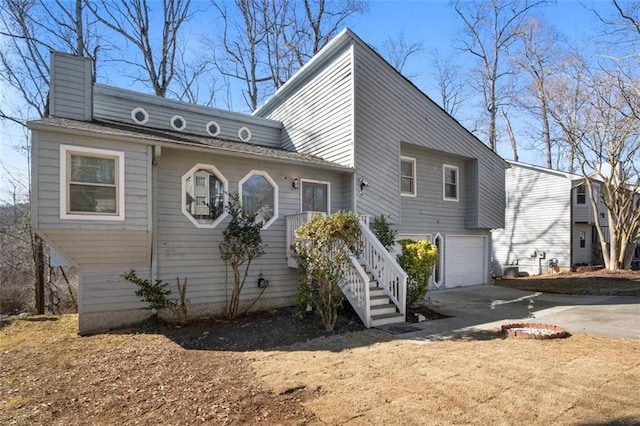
xmin=491 ymin=160 xmax=615 ymax=276
xmin=29 ymin=29 xmax=507 ymax=334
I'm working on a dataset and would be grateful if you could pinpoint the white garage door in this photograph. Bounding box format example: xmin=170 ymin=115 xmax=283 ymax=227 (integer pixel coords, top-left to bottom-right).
xmin=445 ymin=236 xmax=486 ymax=287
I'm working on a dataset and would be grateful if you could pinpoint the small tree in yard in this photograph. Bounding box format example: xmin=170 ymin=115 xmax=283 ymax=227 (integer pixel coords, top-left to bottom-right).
xmin=397 ymin=239 xmax=438 ymax=306
xmin=293 ymin=211 xmax=360 ymax=332
xmin=371 ymin=214 xmax=397 ymax=252
xmin=220 ymin=193 xmax=264 ymax=319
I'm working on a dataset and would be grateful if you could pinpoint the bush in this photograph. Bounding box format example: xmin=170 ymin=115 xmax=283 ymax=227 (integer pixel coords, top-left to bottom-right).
xmin=371 ymin=215 xmax=397 ymax=252
xmin=293 ymin=211 xmax=360 ymax=331
xmin=397 ymin=239 xmax=438 ymax=306
xmin=122 ymin=269 xmax=189 ymax=324
xmin=219 ymin=193 xmax=264 ymax=319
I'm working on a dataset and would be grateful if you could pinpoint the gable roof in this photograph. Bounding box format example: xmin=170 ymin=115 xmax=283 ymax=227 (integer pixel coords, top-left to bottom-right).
xmin=507 ymin=160 xmax=583 ymax=181
xmin=255 ymin=28 xmax=507 ymax=167
xmin=28 ymin=117 xmax=354 ymax=172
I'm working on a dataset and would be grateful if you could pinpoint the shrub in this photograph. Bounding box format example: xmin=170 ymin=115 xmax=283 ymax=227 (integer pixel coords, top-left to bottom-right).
xmin=293 ymin=211 xmax=360 ymax=331
xmin=397 ymin=239 xmax=438 ymax=306
xmin=371 ymin=214 xmax=397 ymax=252
xmin=122 ymin=269 xmax=189 ymax=324
xmin=219 ymin=193 xmax=264 ymax=319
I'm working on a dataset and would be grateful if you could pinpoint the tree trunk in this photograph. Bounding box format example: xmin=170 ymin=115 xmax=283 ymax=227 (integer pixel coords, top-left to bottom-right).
xmin=33 ymin=234 xmax=45 ymax=314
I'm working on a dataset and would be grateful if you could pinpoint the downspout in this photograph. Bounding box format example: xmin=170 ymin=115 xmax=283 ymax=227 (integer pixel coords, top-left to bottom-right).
xmin=150 ymin=145 xmax=161 ymax=282
xmin=569 ymin=185 xmax=574 ymax=269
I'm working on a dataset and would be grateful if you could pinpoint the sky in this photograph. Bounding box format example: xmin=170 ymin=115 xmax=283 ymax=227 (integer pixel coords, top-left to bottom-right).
xmin=0 ymin=0 xmax=613 ymax=201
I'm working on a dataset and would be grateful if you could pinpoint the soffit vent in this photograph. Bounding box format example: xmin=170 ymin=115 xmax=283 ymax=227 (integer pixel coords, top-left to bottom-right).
xmin=131 ymin=107 xmax=149 ymax=125
xmin=171 ymin=115 xmax=187 ymax=131
xmin=206 ymin=121 xmax=221 ymax=137
xmin=238 ymin=126 xmax=252 ymax=142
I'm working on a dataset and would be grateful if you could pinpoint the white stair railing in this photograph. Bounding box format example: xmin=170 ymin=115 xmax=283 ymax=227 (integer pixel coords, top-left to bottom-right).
xmin=340 ymin=254 xmax=372 ymax=327
xmin=285 ymin=212 xmax=407 ymax=327
xmin=357 ymin=219 xmax=407 ymax=317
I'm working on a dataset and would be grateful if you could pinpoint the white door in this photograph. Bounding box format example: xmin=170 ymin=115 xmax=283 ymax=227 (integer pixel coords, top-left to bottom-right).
xmin=445 ymin=236 xmax=487 ymax=287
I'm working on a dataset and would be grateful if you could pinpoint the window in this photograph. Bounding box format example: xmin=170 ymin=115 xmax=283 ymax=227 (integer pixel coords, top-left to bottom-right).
xmin=182 ymin=164 xmax=228 ymax=228
xmin=577 ymin=185 xmax=586 ymax=204
xmin=60 ymin=145 xmax=125 ymax=220
xmin=400 ymin=156 xmax=416 ymax=196
xmin=443 ymin=164 xmax=458 ymax=201
xmin=239 ymin=170 xmax=278 ymax=229
xmin=592 ymin=184 xmax=599 ymax=204
xmin=433 ymin=233 xmax=443 ymax=288
xmin=579 ymin=231 xmax=586 ymax=248
xmin=301 ymin=180 xmax=330 ymax=214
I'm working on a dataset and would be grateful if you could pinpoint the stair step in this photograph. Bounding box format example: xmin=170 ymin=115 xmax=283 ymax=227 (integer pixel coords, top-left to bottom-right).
xmin=370 ymin=294 xmax=390 ymax=306
xmin=370 ymin=303 xmax=397 ymax=316
xmin=371 ymin=312 xmax=405 ymax=327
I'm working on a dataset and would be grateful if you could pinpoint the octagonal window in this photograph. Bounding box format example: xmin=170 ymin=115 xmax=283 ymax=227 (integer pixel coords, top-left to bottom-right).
xmin=182 ymin=164 xmax=228 ymax=228
xmin=239 ymin=170 xmax=278 ymax=229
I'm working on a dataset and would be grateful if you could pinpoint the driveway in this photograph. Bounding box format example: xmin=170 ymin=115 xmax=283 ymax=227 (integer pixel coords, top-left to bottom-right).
xmin=404 ymin=285 xmax=640 ymax=340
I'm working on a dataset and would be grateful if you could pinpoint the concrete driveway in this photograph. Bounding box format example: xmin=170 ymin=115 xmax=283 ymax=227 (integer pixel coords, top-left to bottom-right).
xmin=404 ymin=285 xmax=640 ymax=340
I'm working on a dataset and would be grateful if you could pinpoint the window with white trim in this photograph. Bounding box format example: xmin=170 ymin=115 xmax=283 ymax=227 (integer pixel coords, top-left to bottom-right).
xmin=400 ymin=156 xmax=416 ymax=196
xmin=443 ymin=164 xmax=458 ymax=201
xmin=182 ymin=164 xmax=228 ymax=228
xmin=301 ymin=180 xmax=330 ymax=214
xmin=239 ymin=170 xmax=278 ymax=229
xmin=60 ymin=145 xmax=125 ymax=220
xmin=577 ymin=184 xmax=586 ymax=204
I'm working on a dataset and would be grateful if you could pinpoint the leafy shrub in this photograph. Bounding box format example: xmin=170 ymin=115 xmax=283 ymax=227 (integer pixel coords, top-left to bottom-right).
xmin=397 ymin=239 xmax=438 ymax=306
xmin=293 ymin=211 xmax=360 ymax=331
xmin=371 ymin=214 xmax=397 ymax=252
xmin=122 ymin=269 xmax=189 ymax=324
xmin=219 ymin=193 xmax=264 ymax=319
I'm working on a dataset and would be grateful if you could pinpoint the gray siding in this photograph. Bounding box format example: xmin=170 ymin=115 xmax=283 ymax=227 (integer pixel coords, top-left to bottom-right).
xmin=154 ymin=147 xmax=349 ymax=312
xmin=40 ymin=229 xmax=150 ymax=269
xmin=50 ymin=52 xmax=92 ymax=121
xmin=352 ymin=41 xmax=506 ymax=229
xmin=33 ymin=130 xmax=150 ymax=231
xmin=492 ymin=164 xmax=573 ymax=275
xmin=398 ymin=145 xmax=479 ymax=235
xmin=255 ymin=44 xmax=354 ymax=166
xmin=572 ymin=184 xmax=608 ymax=225
xmin=93 ymin=85 xmax=283 ymax=147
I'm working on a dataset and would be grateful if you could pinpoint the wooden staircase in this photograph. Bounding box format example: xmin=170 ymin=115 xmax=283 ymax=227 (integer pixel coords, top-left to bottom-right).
xmin=369 ymin=284 xmax=405 ymax=327
xmin=286 ymin=212 xmax=407 ymax=328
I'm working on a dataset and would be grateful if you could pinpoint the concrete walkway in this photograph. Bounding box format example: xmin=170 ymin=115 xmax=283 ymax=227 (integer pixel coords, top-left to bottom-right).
xmin=395 ymin=285 xmax=640 ymax=340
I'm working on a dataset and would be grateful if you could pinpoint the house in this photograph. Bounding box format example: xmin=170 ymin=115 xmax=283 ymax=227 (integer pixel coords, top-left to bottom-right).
xmin=29 ymin=29 xmax=507 ymax=334
xmin=491 ymin=160 xmax=614 ymax=276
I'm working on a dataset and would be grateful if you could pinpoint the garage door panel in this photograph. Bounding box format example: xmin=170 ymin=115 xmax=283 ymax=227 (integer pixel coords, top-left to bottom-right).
xmin=445 ymin=236 xmax=486 ymax=288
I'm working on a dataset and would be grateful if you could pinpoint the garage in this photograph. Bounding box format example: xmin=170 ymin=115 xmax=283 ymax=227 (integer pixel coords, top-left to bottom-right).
xmin=445 ymin=235 xmax=487 ymax=288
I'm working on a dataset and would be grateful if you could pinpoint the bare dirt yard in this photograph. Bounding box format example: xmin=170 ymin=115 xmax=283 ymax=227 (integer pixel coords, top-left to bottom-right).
xmin=2 ymin=272 xmax=639 ymax=425
xmin=496 ymin=269 xmax=640 ymax=296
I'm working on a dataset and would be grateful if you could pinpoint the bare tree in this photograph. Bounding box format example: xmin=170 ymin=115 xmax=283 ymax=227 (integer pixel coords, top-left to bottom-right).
xmin=0 ymin=0 xmax=94 ymax=314
xmin=512 ymin=17 xmax=565 ymax=169
xmin=544 ymin=51 xmax=590 ymax=174
xmin=428 ymin=48 xmax=466 ymax=117
xmin=451 ymin=0 xmax=550 ymax=152
xmin=210 ymin=0 xmax=366 ymax=111
xmin=86 ymin=0 xmax=192 ymax=97
xmin=375 ymin=32 xmax=424 ymax=76
xmin=577 ymin=70 xmax=640 ymax=270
